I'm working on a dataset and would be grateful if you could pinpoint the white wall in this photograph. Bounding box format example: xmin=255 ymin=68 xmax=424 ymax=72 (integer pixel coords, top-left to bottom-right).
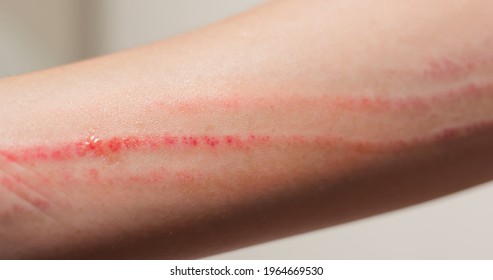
xmin=0 ymin=0 xmax=492 ymax=259
xmin=0 ymin=0 xmax=82 ymax=76
xmin=93 ymin=0 xmax=266 ymax=55
xmin=211 ymin=182 xmax=493 ymax=259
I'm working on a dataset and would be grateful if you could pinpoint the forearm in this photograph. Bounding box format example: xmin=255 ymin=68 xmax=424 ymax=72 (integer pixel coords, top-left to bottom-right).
xmin=1 ymin=0 xmax=493 ymax=259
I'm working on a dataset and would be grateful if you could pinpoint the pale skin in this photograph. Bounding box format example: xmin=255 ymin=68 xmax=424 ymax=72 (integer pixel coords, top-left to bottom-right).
xmin=1 ymin=0 xmax=493 ymax=259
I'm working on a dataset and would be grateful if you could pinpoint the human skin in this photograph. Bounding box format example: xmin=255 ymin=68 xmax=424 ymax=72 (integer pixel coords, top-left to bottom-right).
xmin=0 ymin=0 xmax=493 ymax=259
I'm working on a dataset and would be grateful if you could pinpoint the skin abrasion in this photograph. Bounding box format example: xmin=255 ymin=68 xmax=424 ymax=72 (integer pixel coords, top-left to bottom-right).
xmin=0 ymin=78 xmax=492 ymax=230
xmin=2 ymin=77 xmax=492 ymax=163
xmin=0 ymin=157 xmax=53 ymax=224
xmin=0 ymin=134 xmax=272 ymax=163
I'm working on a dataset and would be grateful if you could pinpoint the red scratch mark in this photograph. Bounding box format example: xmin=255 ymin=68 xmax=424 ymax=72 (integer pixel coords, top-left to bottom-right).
xmin=424 ymin=58 xmax=473 ymax=79
xmin=146 ymin=80 xmax=493 ymax=115
xmin=108 ymin=137 xmax=122 ymax=152
xmin=50 ymin=144 xmax=72 ymax=161
xmin=78 ymin=166 xmax=193 ymax=186
xmin=1 ymin=79 xmax=492 ymax=164
xmin=2 ymin=112 xmax=493 ymax=166
xmin=0 ymin=175 xmax=50 ymax=211
xmin=84 ymin=134 xmax=104 ymax=155
xmin=224 ymin=135 xmax=244 ymax=148
xmin=203 ymin=136 xmax=220 ymax=148
xmin=163 ymin=135 xmax=179 ymax=145
xmin=0 ymin=151 xmax=18 ymax=162
xmin=144 ymin=136 xmax=161 ymax=150
xmin=0 ymin=134 xmax=274 ymax=163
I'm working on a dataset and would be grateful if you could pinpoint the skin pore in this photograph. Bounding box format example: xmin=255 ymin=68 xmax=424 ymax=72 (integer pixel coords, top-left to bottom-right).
xmin=0 ymin=0 xmax=493 ymax=259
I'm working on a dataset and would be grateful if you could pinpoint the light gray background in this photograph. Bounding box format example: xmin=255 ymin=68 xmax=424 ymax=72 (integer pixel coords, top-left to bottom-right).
xmin=1 ymin=0 xmax=492 ymax=259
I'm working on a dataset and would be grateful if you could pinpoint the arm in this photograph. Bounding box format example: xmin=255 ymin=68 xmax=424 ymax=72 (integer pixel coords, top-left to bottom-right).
xmin=1 ymin=0 xmax=493 ymax=259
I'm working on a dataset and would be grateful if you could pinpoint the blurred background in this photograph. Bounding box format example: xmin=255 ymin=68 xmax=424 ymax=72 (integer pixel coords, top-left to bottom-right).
xmin=1 ymin=0 xmax=492 ymax=259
